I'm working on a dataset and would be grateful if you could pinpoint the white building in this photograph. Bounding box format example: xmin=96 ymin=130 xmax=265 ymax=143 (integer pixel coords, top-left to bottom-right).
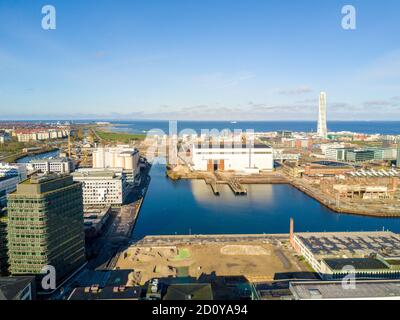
xmin=0 ymin=134 xmax=11 ymax=144
xmin=27 ymin=158 xmax=75 ymax=174
xmin=92 ymin=146 xmax=140 ymax=182
xmin=191 ymin=143 xmax=274 ymax=173
xmin=72 ymin=169 xmax=128 ymax=206
xmin=0 ymin=163 xmax=27 ymax=207
xmin=317 ymin=92 xmax=328 ymax=139
xmin=325 ymin=147 xmax=350 ymax=161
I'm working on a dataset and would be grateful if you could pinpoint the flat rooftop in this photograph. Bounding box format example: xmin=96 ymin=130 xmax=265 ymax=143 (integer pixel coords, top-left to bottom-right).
xmin=68 ymin=286 xmax=141 ymax=300
xmin=30 ymin=157 xmax=70 ymax=163
xmin=290 ymin=280 xmax=400 ymax=300
xmin=323 ymin=258 xmax=389 ymax=271
xmin=311 ymin=161 xmax=353 ymax=168
xmin=194 ymin=143 xmax=271 ymax=149
xmin=295 ymin=231 xmax=400 ymax=259
xmin=73 ymin=170 xmax=121 ymax=179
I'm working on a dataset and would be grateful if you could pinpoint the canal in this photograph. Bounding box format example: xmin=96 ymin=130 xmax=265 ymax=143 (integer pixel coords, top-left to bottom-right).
xmin=16 ymin=149 xmax=60 ymax=163
xmin=132 ymin=162 xmax=400 ymax=240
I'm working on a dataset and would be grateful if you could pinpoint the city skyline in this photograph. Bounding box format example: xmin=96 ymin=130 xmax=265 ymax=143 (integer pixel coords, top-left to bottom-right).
xmin=1 ymin=0 xmax=400 ymax=121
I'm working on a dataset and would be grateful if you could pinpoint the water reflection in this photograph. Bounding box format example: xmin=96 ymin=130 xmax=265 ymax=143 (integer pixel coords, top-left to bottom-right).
xmin=132 ymin=163 xmax=400 ymax=240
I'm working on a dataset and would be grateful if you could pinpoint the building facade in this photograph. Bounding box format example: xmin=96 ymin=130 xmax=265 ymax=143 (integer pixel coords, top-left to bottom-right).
xmin=7 ymin=174 xmax=86 ymax=281
xmin=92 ymin=146 xmax=140 ymax=183
xmin=317 ymin=92 xmax=328 ymax=139
xmin=72 ymin=170 xmax=128 ymax=206
xmin=191 ymin=143 xmax=274 ymax=173
xmin=27 ymin=158 xmax=74 ymax=174
xmin=0 ymin=164 xmax=27 ymax=208
xmin=346 ymin=150 xmax=375 ymax=163
xmin=15 ymin=129 xmax=68 ymax=142
xmin=0 ymin=209 xmax=8 ymax=276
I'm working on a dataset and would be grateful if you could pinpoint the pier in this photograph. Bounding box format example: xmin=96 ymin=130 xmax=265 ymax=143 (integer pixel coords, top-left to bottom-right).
xmin=204 ymin=176 xmax=219 ymax=195
xmin=226 ymin=177 xmax=247 ymax=195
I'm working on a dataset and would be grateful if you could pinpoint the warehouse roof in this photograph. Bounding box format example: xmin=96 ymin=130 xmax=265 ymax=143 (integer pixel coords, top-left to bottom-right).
xmin=195 ymin=143 xmax=271 ymax=149
xmin=290 ymin=280 xmax=400 ymax=300
xmin=323 ymin=258 xmax=389 ymax=271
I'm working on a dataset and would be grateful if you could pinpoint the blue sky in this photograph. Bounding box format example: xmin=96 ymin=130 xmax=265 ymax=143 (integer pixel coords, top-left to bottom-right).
xmin=1 ymin=0 xmax=400 ymax=120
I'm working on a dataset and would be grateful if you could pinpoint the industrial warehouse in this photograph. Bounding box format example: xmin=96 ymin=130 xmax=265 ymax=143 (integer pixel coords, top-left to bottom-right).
xmin=191 ymin=143 xmax=274 ymax=173
xmin=290 ymin=223 xmax=400 ymax=280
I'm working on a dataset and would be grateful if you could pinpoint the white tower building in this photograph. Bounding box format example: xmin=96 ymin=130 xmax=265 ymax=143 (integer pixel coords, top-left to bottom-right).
xmin=317 ymin=91 xmax=328 ymax=138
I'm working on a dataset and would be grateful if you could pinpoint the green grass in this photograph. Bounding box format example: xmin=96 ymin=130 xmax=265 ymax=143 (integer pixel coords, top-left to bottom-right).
xmin=173 ymin=248 xmax=190 ymax=261
xmin=94 ymin=130 xmax=145 ymax=143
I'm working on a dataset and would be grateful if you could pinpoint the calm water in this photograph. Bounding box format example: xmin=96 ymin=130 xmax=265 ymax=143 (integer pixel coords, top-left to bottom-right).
xmin=108 ymin=120 xmax=400 ymax=135
xmin=132 ymin=163 xmax=400 ymax=240
xmin=16 ymin=149 xmax=60 ymax=163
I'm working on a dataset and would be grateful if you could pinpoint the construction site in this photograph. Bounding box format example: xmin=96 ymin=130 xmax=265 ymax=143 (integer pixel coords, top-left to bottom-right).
xmin=115 ymin=235 xmax=313 ymax=285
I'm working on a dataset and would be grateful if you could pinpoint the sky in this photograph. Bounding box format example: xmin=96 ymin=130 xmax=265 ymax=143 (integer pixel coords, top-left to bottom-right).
xmin=1 ymin=0 xmax=400 ymax=121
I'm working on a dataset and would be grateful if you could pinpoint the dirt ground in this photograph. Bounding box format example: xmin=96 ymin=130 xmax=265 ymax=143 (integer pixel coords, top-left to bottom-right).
xmin=116 ymin=241 xmax=309 ymax=284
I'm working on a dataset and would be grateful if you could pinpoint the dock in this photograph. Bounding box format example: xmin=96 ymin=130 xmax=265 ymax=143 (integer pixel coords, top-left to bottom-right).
xmin=227 ymin=177 xmax=247 ymax=195
xmin=205 ymin=176 xmax=219 ymax=195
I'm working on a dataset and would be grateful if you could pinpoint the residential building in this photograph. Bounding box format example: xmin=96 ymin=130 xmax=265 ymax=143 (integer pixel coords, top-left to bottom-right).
xmin=191 ymin=143 xmax=274 ymax=173
xmin=27 ymin=158 xmax=75 ymax=174
xmin=7 ymin=174 xmax=86 ymax=282
xmin=72 ymin=169 xmax=128 ymax=206
xmin=15 ymin=129 xmax=68 ymax=142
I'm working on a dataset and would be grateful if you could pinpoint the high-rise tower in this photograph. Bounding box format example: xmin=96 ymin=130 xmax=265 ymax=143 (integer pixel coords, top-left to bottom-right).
xmin=7 ymin=174 xmax=85 ymax=282
xmin=317 ymin=92 xmax=328 ymax=138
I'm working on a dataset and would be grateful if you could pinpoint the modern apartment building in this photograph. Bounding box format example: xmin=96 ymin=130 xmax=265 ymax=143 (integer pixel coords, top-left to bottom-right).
xmin=7 ymin=174 xmax=86 ymax=282
xmin=14 ymin=129 xmax=68 ymax=142
xmin=27 ymin=158 xmax=75 ymax=174
xmin=72 ymin=169 xmax=128 ymax=206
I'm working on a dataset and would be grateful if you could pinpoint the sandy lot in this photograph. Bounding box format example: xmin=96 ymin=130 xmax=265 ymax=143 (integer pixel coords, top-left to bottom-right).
xmin=116 ymin=242 xmax=307 ymax=284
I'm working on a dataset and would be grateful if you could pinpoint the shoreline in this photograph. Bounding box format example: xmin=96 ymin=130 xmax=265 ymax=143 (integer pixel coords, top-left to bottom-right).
xmin=2 ymin=147 xmax=59 ymax=163
xmin=167 ymin=168 xmax=400 ymax=219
